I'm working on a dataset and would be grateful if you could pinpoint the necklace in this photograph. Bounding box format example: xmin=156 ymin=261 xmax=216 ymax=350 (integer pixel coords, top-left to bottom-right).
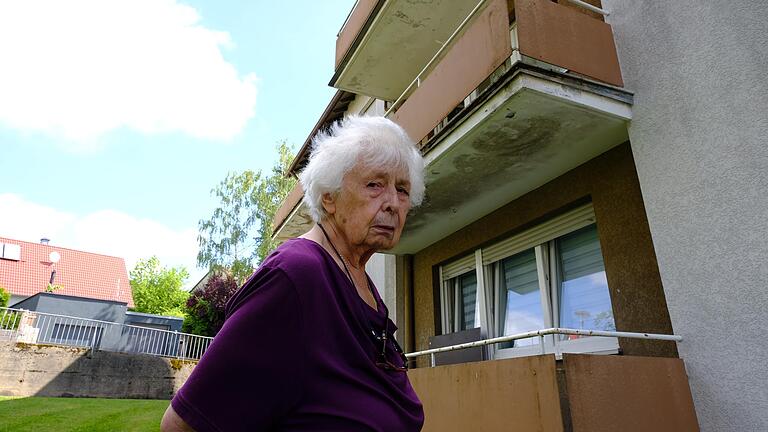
xmin=316 ymin=224 xmax=408 ymax=371
xmin=317 ymin=223 xmax=378 ymax=310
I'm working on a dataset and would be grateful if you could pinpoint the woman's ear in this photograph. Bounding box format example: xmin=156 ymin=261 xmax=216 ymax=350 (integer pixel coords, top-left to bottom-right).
xmin=321 ymin=192 xmax=336 ymax=216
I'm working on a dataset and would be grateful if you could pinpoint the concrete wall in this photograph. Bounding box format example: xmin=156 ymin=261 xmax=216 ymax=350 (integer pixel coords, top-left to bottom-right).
xmin=603 ymin=2 xmax=768 ymax=430
xmin=412 ymin=144 xmax=676 ymax=363
xmin=0 ymin=342 xmax=194 ymax=399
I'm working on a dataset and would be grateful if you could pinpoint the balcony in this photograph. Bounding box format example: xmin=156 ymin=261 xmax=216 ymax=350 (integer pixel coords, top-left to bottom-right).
xmin=332 ymin=0 xmax=483 ymax=100
xmin=409 ymin=353 xmax=699 ymax=431
xmin=278 ymin=0 xmax=631 ymax=248
xmin=366 ymin=0 xmax=633 ymax=253
xmin=333 ymin=0 xmax=622 ymax=102
xmin=405 ymin=329 xmax=698 ymax=431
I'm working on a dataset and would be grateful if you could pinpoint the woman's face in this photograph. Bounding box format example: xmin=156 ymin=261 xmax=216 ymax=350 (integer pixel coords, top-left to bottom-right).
xmin=323 ymin=162 xmax=412 ymax=253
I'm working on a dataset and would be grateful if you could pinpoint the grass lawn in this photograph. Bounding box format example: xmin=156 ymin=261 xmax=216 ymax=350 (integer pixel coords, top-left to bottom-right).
xmin=0 ymin=396 xmax=169 ymax=432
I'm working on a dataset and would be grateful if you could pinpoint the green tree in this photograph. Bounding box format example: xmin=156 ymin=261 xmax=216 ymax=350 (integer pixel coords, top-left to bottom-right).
xmin=0 ymin=285 xmax=9 ymax=308
xmin=129 ymin=256 xmax=189 ymax=317
xmin=197 ymin=141 xmax=297 ymax=284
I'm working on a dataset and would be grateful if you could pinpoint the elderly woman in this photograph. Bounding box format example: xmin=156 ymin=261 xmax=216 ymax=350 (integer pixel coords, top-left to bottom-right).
xmin=162 ymin=116 xmax=426 ymax=431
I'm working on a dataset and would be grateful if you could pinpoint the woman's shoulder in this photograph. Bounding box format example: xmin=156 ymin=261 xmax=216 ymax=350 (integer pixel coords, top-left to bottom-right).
xmin=226 ymin=239 xmax=329 ymax=318
xmin=262 ymin=238 xmax=329 ymax=279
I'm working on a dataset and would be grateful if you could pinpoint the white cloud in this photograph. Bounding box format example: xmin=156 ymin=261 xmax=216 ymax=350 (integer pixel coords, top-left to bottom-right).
xmin=0 ymin=193 xmax=205 ymax=289
xmin=0 ymin=0 xmax=257 ymax=147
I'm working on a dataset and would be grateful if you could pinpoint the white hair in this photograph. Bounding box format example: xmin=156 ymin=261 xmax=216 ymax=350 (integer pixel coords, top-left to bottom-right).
xmin=299 ymin=115 xmax=425 ymax=223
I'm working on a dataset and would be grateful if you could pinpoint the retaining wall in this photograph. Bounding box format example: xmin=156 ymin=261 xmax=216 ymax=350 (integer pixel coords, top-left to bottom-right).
xmin=0 ymin=342 xmax=195 ymax=399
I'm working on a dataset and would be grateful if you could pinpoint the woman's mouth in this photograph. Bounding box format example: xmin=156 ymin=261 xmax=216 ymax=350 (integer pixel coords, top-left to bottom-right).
xmin=372 ymin=225 xmax=395 ymax=235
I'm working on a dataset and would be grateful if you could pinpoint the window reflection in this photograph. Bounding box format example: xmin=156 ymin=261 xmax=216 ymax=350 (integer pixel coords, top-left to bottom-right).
xmin=557 ymin=225 xmax=615 ymax=335
xmin=498 ymin=249 xmax=542 ymax=347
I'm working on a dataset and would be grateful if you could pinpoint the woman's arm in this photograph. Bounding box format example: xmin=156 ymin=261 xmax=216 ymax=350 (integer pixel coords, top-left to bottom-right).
xmin=164 ymin=266 xmax=306 ymax=430
xmin=160 ymin=404 xmax=196 ymax=432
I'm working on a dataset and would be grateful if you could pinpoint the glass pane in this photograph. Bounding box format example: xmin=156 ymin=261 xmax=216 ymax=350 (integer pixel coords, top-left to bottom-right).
xmin=498 ymin=248 xmax=543 ymax=348
xmin=557 ymin=225 xmax=615 ymax=335
xmin=458 ymin=272 xmax=479 ymax=330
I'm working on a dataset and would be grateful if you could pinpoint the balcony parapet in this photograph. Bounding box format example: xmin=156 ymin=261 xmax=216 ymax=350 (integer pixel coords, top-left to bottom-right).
xmin=408 ymin=353 xmax=700 ymax=431
xmin=386 ymin=0 xmax=625 ymax=147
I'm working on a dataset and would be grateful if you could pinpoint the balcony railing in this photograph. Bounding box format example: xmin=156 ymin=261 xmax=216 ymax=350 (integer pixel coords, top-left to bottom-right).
xmin=406 ymin=327 xmax=682 ymax=366
xmin=377 ymin=0 xmax=624 ymax=147
xmin=385 ymin=0 xmax=611 ymax=119
xmin=1 ymin=307 xmax=212 ymax=361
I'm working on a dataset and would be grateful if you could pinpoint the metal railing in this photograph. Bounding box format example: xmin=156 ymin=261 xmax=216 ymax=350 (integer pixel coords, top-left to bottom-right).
xmin=567 ymin=0 xmax=609 ymax=16
xmin=406 ymin=327 xmax=682 ymax=366
xmin=0 ymin=307 xmax=213 ymax=361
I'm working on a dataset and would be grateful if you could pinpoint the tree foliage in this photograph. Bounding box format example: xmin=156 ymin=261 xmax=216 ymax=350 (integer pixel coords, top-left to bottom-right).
xmin=197 ymin=141 xmax=297 ymax=284
xmin=129 ymin=256 xmax=189 ymax=317
xmin=182 ymin=271 xmax=239 ymax=337
xmin=0 ymin=286 xmax=9 ymax=308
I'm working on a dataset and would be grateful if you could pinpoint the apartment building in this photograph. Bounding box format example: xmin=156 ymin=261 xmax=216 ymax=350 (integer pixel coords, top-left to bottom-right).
xmin=273 ymin=1 xmax=767 ymax=430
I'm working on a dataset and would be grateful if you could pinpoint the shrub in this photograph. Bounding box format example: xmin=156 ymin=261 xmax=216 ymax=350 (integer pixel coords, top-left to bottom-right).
xmin=183 ymin=272 xmax=239 ymax=337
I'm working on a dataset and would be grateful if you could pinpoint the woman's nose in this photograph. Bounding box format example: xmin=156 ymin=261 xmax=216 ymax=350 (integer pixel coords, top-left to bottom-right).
xmin=382 ymin=185 xmax=401 ymax=213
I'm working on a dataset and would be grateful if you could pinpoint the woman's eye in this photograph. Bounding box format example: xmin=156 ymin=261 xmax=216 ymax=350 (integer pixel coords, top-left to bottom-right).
xmin=397 ymin=187 xmax=410 ymax=196
xmin=367 ymin=182 xmax=381 ymax=188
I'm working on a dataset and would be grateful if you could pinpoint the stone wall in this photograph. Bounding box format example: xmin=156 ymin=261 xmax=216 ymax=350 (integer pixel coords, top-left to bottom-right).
xmin=0 ymin=342 xmax=195 ymax=399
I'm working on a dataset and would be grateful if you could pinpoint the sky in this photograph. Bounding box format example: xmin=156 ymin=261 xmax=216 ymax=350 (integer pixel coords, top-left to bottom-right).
xmin=0 ymin=0 xmax=356 ymax=288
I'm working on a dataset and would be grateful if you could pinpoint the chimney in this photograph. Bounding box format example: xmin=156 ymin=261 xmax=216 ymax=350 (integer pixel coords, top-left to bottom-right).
xmin=40 ymin=238 xmax=50 ymax=245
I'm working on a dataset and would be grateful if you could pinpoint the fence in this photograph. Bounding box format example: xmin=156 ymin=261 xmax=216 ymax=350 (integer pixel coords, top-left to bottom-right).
xmin=0 ymin=307 xmax=213 ymax=361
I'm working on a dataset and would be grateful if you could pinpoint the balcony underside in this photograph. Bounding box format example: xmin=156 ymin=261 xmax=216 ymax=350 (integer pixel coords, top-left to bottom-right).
xmin=331 ymin=0 xmax=481 ymax=101
xmin=273 ymin=195 xmax=312 ymax=244
xmin=390 ymin=68 xmax=632 ymax=254
xmin=274 ymin=68 xmax=631 ymax=249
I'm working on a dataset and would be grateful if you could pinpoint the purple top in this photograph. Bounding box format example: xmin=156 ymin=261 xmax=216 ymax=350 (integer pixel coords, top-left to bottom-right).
xmin=171 ymin=238 xmax=424 ymax=431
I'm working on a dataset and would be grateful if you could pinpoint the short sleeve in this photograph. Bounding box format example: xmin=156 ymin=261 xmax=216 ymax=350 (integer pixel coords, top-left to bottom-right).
xmin=171 ymin=267 xmax=305 ymax=432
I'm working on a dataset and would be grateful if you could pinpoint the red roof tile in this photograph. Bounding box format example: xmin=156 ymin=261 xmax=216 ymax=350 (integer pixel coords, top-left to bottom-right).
xmin=0 ymin=236 xmax=133 ymax=307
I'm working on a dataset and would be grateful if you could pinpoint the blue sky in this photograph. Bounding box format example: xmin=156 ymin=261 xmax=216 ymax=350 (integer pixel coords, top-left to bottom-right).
xmin=0 ymin=0 xmax=356 ymax=286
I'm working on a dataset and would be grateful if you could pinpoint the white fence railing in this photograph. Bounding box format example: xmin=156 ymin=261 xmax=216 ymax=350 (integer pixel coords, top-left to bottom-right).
xmin=0 ymin=307 xmax=213 ymax=361
xmin=406 ymin=327 xmax=682 ymax=366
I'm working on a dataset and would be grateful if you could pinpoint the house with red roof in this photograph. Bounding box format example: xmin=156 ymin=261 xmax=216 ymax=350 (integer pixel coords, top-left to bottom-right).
xmin=0 ymin=236 xmax=134 ymax=308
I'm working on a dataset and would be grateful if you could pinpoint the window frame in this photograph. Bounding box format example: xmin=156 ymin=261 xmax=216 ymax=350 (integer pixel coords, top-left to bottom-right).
xmin=439 ymin=204 xmax=619 ymax=359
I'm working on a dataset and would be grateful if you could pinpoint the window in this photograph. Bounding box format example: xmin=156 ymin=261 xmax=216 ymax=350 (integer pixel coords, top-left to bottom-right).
xmin=442 ymin=270 xmax=480 ymax=333
xmin=440 ymin=204 xmax=617 ymax=358
xmin=555 ymin=225 xmax=615 ymax=334
xmin=493 ymin=248 xmax=543 ymax=349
